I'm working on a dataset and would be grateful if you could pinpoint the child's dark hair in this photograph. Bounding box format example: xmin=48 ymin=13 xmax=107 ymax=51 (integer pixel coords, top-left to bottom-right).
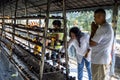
xmin=95 ymin=8 xmax=106 ymax=15
xmin=69 ymin=27 xmax=83 ymax=47
xmin=52 ymin=20 xmax=61 ymax=27
xmin=35 ymin=36 xmax=39 ymax=41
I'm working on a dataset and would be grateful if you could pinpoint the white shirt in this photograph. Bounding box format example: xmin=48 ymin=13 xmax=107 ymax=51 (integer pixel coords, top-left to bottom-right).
xmin=91 ymin=22 xmax=114 ymax=64
xmin=68 ymin=33 xmax=91 ymax=64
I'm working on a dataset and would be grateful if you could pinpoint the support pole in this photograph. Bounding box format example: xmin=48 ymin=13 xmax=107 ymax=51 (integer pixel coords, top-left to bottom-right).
xmin=112 ymin=1 xmax=118 ymax=37
xmin=8 ymin=0 xmax=13 ymax=54
xmin=14 ymin=0 xmax=18 ymax=24
xmin=24 ymin=0 xmax=30 ymax=50
xmin=9 ymin=0 xmax=14 ymax=24
xmin=111 ymin=4 xmax=118 ymax=80
xmin=24 ymin=0 xmax=28 ymax=16
xmin=9 ymin=0 xmax=12 ymax=17
xmin=63 ymin=0 xmax=69 ymax=80
xmin=39 ymin=0 xmax=50 ymax=80
xmin=1 ymin=2 xmax=5 ymax=47
xmin=1 ymin=2 xmax=5 ymax=39
xmin=11 ymin=0 xmax=19 ymax=56
xmin=38 ymin=9 xmax=41 ymax=42
xmin=2 ymin=1 xmax=6 ymax=38
xmin=39 ymin=9 xmax=42 ymax=27
xmin=111 ymin=3 xmax=119 ymax=69
xmin=0 ymin=3 xmax=3 ymax=42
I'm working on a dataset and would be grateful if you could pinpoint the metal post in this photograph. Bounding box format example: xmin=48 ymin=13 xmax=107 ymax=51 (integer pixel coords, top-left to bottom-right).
xmin=39 ymin=0 xmax=50 ymax=80
xmin=63 ymin=0 xmax=69 ymax=80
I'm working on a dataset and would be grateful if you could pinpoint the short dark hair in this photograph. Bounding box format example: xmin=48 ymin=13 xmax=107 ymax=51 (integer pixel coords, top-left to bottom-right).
xmin=94 ymin=8 xmax=106 ymax=15
xmin=35 ymin=36 xmax=39 ymax=40
xmin=52 ymin=20 xmax=61 ymax=27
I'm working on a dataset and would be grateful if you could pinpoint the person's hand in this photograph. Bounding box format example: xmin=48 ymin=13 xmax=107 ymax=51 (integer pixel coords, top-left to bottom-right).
xmin=90 ymin=22 xmax=98 ymax=39
xmin=84 ymin=49 xmax=90 ymax=58
xmin=91 ymin=22 xmax=98 ymax=32
xmin=110 ymin=61 xmax=112 ymax=65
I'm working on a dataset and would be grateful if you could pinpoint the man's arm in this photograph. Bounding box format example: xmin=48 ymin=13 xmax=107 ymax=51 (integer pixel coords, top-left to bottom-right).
xmin=90 ymin=40 xmax=98 ymax=47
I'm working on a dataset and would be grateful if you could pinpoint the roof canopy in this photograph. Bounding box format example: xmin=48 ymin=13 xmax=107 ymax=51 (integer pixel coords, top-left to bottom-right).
xmin=0 ymin=0 xmax=119 ymax=16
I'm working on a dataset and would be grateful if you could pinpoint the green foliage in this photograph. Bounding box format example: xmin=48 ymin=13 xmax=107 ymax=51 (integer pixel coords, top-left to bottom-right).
xmin=67 ymin=11 xmax=94 ymax=32
xmin=117 ymin=10 xmax=120 ymax=33
xmin=66 ymin=10 xmax=120 ymax=34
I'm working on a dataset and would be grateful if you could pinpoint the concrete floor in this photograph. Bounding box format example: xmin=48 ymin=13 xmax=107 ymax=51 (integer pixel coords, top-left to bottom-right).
xmin=0 ymin=48 xmax=24 ymax=80
xmin=0 ymin=41 xmax=120 ymax=80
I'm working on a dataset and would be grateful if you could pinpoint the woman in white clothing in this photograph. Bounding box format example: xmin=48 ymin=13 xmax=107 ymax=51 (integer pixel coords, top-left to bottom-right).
xmin=68 ymin=27 xmax=92 ymax=80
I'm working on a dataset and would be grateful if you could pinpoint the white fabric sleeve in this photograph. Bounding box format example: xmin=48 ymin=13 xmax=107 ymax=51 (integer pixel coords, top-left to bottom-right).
xmin=68 ymin=40 xmax=76 ymax=57
xmin=91 ymin=28 xmax=105 ymax=43
xmin=68 ymin=40 xmax=74 ymax=53
xmin=68 ymin=45 xmax=76 ymax=57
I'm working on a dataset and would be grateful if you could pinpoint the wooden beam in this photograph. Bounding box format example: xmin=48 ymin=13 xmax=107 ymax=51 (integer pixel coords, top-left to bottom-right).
xmin=11 ymin=0 xmax=19 ymax=57
xmin=112 ymin=2 xmax=118 ymax=37
xmin=9 ymin=0 xmax=13 ymax=17
xmin=63 ymin=0 xmax=69 ymax=80
xmin=24 ymin=0 xmax=28 ymax=16
xmin=26 ymin=0 xmax=46 ymax=14
xmin=39 ymin=0 xmax=50 ymax=80
xmin=1 ymin=1 xmax=5 ymax=40
xmin=111 ymin=2 xmax=118 ymax=53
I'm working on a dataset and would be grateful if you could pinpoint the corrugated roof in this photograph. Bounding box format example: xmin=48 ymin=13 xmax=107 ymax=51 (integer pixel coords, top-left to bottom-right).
xmin=0 ymin=0 xmax=120 ymax=16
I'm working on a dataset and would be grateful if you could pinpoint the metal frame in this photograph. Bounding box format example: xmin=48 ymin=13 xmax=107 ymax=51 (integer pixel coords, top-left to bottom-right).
xmin=1 ymin=0 xmax=120 ymax=16
xmin=0 ymin=0 xmax=119 ymax=80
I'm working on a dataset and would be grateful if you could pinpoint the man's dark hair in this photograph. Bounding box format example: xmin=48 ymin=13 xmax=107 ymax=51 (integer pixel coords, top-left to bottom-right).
xmin=52 ymin=20 xmax=61 ymax=27
xmin=95 ymin=8 xmax=106 ymax=15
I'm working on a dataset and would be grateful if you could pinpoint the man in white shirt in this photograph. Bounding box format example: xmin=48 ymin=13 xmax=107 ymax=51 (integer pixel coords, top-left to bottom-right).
xmin=90 ymin=8 xmax=114 ymax=80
